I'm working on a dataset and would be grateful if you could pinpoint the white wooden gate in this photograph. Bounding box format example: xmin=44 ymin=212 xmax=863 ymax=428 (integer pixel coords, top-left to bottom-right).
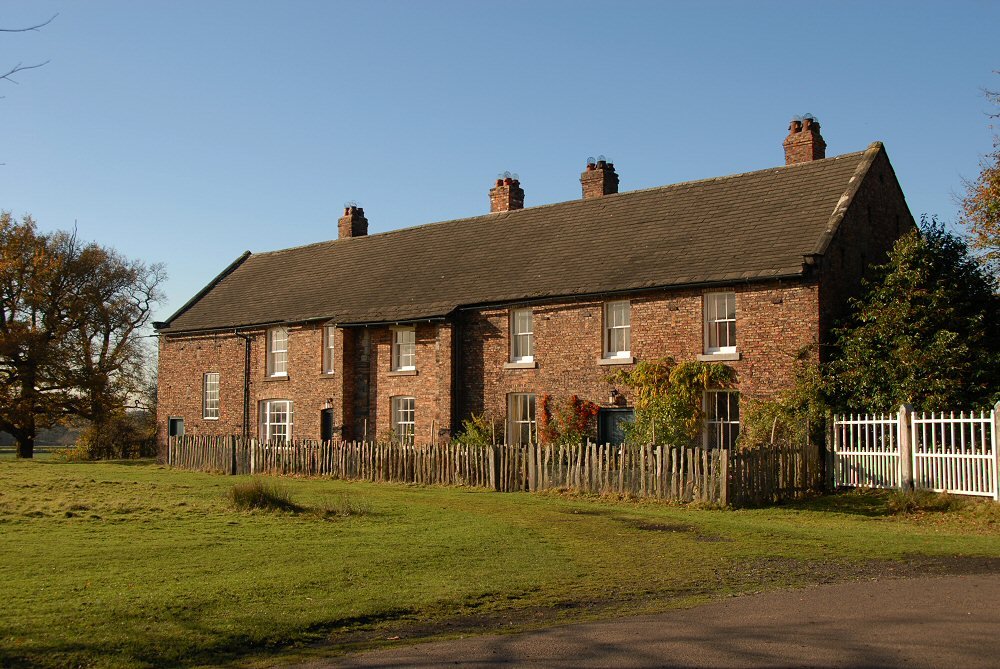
xmin=832 ymin=403 xmax=999 ymax=500
xmin=832 ymin=414 xmax=902 ymax=489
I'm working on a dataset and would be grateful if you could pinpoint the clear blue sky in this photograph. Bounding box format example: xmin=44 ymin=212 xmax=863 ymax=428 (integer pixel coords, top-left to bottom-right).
xmin=5 ymin=1 xmax=998 ymax=321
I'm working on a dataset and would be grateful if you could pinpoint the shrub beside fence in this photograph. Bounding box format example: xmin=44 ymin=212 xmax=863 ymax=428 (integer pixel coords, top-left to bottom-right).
xmin=165 ymin=436 xmax=822 ymax=507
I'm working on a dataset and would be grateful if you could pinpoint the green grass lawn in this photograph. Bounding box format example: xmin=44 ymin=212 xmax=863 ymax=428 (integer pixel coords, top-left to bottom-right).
xmin=2 ymin=456 xmax=999 ymax=669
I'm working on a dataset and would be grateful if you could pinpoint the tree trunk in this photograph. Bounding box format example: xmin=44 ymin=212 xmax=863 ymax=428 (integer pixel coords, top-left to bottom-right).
xmin=15 ymin=433 xmax=34 ymax=459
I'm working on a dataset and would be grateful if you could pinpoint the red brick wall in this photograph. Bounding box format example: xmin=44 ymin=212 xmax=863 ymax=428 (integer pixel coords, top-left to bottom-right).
xmin=817 ymin=149 xmax=916 ymax=355
xmin=158 ymin=321 xmax=454 ymax=444
xmin=454 ymin=281 xmax=822 ymax=429
xmin=158 ymin=323 xmax=344 ymax=443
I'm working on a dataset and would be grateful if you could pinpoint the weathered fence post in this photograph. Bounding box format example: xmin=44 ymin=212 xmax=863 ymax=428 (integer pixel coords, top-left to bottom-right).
xmin=230 ymin=436 xmax=238 ymax=475
xmin=898 ymin=404 xmax=914 ymax=491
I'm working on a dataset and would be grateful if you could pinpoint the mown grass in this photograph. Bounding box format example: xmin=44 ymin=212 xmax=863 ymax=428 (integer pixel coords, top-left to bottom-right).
xmin=1 ymin=455 xmax=998 ymax=669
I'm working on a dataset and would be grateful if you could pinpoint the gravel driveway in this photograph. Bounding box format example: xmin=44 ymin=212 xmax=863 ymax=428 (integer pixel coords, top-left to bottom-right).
xmin=319 ymin=574 xmax=1000 ymax=668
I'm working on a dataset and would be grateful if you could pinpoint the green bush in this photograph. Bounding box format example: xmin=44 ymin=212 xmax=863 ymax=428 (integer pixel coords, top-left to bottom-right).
xmin=454 ymin=413 xmax=500 ymax=446
xmin=227 ymin=478 xmax=302 ymax=513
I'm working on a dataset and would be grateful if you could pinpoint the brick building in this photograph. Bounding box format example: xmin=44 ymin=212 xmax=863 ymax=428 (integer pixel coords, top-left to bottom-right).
xmin=154 ymin=117 xmax=914 ymax=447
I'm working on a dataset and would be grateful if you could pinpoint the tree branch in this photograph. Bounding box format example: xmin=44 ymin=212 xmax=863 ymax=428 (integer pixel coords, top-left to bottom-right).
xmin=0 ymin=14 xmax=58 ymax=33
xmin=0 ymin=60 xmax=50 ymax=85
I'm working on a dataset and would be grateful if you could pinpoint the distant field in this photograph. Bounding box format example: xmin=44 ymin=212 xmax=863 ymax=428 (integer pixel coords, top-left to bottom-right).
xmin=2 ymin=457 xmax=999 ymax=669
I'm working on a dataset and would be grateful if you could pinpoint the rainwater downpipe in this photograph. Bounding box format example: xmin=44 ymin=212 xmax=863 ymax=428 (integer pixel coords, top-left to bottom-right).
xmin=234 ymin=329 xmax=252 ymax=441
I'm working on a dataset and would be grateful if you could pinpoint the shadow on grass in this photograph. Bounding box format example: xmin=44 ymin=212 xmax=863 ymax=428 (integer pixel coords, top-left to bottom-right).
xmin=783 ymin=490 xmax=892 ymax=517
xmin=0 ymin=605 xmax=420 ymax=669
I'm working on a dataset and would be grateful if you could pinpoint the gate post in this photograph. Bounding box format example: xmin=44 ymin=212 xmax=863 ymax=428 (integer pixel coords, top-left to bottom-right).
xmin=898 ymin=404 xmax=914 ymax=491
xmin=992 ymin=401 xmax=999 ymax=501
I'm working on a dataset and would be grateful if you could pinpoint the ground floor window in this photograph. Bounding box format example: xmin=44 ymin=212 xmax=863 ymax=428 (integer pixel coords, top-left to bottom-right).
xmin=704 ymin=390 xmax=739 ymax=449
xmin=391 ymin=396 xmax=415 ymax=444
xmin=260 ymin=399 xmax=293 ymax=442
xmin=508 ymin=393 xmax=536 ymax=445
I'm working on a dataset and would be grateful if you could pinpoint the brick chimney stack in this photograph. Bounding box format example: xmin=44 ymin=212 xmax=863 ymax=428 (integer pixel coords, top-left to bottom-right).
xmin=489 ymin=173 xmax=524 ymax=213
xmin=581 ymin=156 xmax=619 ymax=199
xmin=338 ymin=204 xmax=368 ymax=239
xmin=783 ymin=115 xmax=826 ymax=165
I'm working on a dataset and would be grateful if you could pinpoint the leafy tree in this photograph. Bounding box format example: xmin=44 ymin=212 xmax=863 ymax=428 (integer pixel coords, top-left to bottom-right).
xmin=0 ymin=213 xmax=164 ymax=458
xmin=829 ymin=217 xmax=1000 ymax=413
xmin=960 ymin=81 xmax=1000 ymax=275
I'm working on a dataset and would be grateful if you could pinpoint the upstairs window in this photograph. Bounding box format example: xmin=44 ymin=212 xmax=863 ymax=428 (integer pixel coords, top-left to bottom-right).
xmin=603 ymin=300 xmax=631 ymax=359
xmin=510 ymin=308 xmax=534 ymax=363
xmin=704 ymin=390 xmax=740 ymax=449
xmin=322 ymin=325 xmax=336 ymax=374
xmin=391 ymin=396 xmax=415 ymax=445
xmin=267 ymin=326 xmax=288 ymax=377
xmin=202 ymin=372 xmax=219 ymax=419
xmin=508 ymin=393 xmax=536 ymax=445
xmin=260 ymin=399 xmax=293 ymax=442
xmin=704 ymin=292 xmax=736 ymax=354
xmin=392 ymin=327 xmax=416 ymax=371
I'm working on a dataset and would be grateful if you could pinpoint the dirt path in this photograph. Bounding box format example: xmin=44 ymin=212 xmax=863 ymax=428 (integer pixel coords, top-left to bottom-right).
xmin=315 ymin=573 xmax=1000 ymax=668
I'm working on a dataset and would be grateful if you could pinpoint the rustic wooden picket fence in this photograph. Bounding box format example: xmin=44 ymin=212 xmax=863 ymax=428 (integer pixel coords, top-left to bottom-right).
xmin=164 ymin=436 xmax=821 ymax=507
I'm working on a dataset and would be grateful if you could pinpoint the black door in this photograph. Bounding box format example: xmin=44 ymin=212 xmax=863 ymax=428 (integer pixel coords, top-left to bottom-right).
xmin=598 ymin=408 xmax=634 ymax=445
xmin=320 ymin=409 xmax=336 ymax=442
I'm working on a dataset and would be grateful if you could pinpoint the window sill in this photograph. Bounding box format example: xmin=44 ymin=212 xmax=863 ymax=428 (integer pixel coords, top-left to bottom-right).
xmin=264 ymin=376 xmax=289 ymax=382
xmin=202 ymin=417 xmax=219 ymax=421
xmin=597 ymin=356 xmax=635 ymax=366
xmin=503 ymin=361 xmax=538 ymax=370
xmin=388 ymin=369 xmax=418 ymax=377
xmin=318 ymin=372 xmax=336 ymax=379
xmin=698 ymin=352 xmax=741 ymax=362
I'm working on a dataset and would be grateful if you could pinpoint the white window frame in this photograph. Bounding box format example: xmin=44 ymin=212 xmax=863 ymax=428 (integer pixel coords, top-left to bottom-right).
xmin=391 ymin=326 xmax=416 ymax=371
xmin=260 ymin=399 xmax=293 ymax=442
xmin=266 ymin=326 xmax=289 ymax=377
xmin=603 ymin=300 xmax=631 ymax=359
xmin=391 ymin=396 xmax=416 ymax=445
xmin=322 ymin=325 xmax=336 ymax=375
xmin=202 ymin=372 xmax=220 ymax=420
xmin=510 ymin=308 xmax=534 ymax=363
xmin=507 ymin=393 xmax=536 ymax=445
xmin=704 ymin=292 xmax=737 ymax=355
xmin=704 ymin=390 xmax=740 ymax=450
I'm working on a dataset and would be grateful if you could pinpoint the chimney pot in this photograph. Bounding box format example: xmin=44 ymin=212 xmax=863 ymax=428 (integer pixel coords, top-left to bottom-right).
xmin=338 ymin=204 xmax=368 ymax=239
xmin=580 ymin=156 xmax=619 ymax=199
xmin=783 ymin=115 xmax=826 ymax=165
xmin=489 ymin=173 xmax=525 ymax=212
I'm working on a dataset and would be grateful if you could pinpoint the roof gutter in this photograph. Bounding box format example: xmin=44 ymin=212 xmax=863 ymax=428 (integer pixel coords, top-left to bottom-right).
xmin=456 ymin=272 xmax=809 ymax=313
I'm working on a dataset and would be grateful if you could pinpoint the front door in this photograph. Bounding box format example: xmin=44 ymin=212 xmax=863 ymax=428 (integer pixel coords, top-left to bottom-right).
xmin=598 ymin=408 xmax=634 ymax=445
xmin=320 ymin=409 xmax=336 ymax=442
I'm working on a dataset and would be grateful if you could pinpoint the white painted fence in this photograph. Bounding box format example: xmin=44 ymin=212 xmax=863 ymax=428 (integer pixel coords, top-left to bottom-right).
xmin=832 ymin=403 xmax=999 ymax=500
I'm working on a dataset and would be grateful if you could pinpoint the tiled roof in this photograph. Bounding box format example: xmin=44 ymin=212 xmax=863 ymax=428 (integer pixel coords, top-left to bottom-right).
xmin=159 ymin=144 xmax=882 ymax=333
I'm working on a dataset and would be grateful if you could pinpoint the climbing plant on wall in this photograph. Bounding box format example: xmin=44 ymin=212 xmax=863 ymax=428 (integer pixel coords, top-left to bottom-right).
xmin=608 ymin=358 xmax=736 ymax=446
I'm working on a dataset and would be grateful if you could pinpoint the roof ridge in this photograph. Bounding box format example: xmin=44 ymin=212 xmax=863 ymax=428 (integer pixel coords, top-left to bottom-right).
xmin=250 ymin=149 xmax=872 ymax=260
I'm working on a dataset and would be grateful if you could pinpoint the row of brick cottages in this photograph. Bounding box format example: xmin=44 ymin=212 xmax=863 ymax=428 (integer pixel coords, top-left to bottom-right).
xmin=154 ymin=119 xmax=914 ymax=449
